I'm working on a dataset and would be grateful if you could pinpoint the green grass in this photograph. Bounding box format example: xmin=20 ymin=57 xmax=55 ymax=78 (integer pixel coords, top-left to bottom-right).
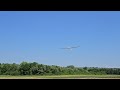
xmin=0 ymin=75 xmax=120 ymax=79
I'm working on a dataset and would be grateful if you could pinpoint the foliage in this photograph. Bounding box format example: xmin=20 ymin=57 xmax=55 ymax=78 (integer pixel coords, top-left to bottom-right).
xmin=0 ymin=62 xmax=120 ymax=75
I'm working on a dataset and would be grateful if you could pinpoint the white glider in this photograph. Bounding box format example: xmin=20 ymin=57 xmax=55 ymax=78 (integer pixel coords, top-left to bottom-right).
xmin=60 ymin=46 xmax=80 ymax=50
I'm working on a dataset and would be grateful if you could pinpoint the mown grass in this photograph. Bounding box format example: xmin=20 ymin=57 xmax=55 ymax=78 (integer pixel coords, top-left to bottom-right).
xmin=0 ymin=75 xmax=120 ymax=79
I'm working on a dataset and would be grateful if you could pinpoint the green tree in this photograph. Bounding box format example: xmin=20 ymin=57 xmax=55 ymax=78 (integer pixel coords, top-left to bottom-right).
xmin=19 ymin=62 xmax=31 ymax=75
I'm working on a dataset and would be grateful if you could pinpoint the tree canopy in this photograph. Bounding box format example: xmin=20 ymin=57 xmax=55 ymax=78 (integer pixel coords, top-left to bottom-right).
xmin=0 ymin=62 xmax=120 ymax=75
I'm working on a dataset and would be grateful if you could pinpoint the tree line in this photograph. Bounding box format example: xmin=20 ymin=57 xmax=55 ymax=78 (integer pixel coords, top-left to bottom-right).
xmin=0 ymin=62 xmax=120 ymax=75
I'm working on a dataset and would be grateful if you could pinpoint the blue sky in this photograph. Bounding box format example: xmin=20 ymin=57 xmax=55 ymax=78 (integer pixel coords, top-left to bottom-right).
xmin=0 ymin=11 xmax=120 ymax=68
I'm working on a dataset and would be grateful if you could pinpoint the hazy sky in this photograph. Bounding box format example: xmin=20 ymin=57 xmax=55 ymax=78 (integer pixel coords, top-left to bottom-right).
xmin=0 ymin=11 xmax=120 ymax=68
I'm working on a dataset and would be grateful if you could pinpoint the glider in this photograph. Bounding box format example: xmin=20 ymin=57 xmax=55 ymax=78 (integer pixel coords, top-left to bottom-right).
xmin=60 ymin=46 xmax=80 ymax=50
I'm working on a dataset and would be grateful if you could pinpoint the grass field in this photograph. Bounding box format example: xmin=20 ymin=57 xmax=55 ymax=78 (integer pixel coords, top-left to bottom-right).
xmin=0 ymin=75 xmax=120 ymax=79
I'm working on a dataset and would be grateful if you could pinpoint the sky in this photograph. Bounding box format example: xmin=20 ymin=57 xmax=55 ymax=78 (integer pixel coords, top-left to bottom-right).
xmin=0 ymin=11 xmax=120 ymax=68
